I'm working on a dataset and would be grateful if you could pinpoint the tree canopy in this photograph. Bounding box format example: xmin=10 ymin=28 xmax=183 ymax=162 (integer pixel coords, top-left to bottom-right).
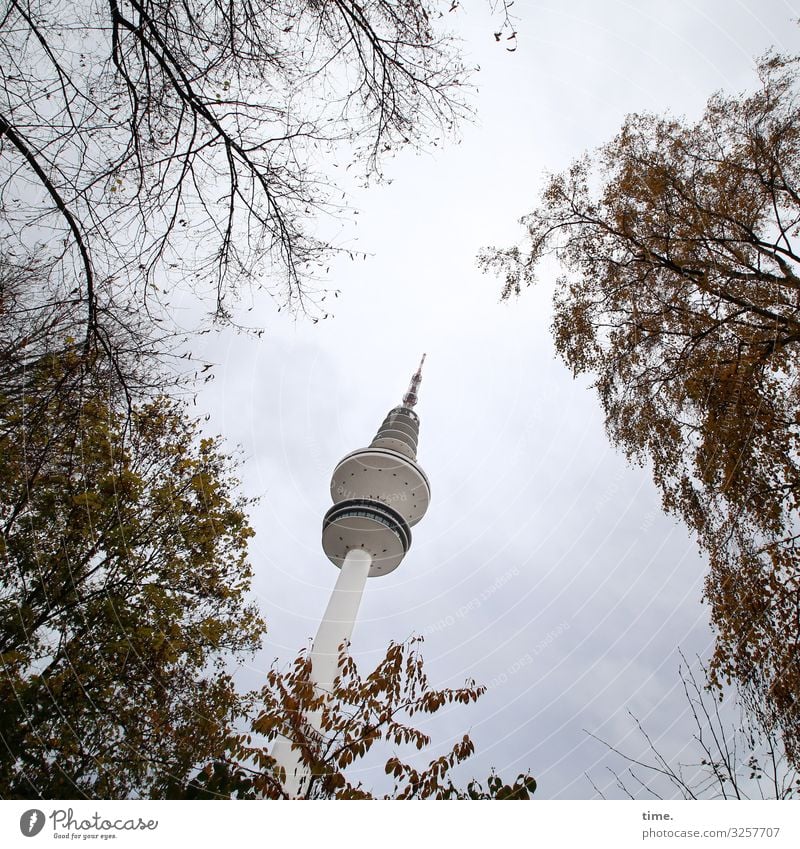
xmin=0 ymin=0 xmax=478 ymax=346
xmin=0 ymin=263 xmax=266 ymax=797
xmin=481 ymin=53 xmax=800 ymax=768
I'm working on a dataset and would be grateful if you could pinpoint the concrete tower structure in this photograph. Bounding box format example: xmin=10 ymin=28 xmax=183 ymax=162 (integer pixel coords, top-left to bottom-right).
xmin=272 ymin=357 xmax=431 ymax=795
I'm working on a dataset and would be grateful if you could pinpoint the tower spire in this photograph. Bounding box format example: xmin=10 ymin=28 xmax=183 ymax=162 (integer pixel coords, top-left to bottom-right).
xmin=402 ymin=353 xmax=426 ymax=409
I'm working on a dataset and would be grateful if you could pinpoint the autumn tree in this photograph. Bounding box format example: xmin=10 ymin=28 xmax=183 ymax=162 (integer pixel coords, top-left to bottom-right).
xmin=183 ymin=636 xmax=538 ymax=800
xmin=0 ymin=260 xmax=265 ymax=797
xmin=481 ymin=54 xmax=800 ymax=766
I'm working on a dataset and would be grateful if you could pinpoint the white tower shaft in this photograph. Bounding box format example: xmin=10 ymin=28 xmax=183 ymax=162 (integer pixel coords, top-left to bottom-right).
xmin=310 ymin=547 xmax=372 ymax=692
xmin=271 ymin=548 xmax=372 ymax=797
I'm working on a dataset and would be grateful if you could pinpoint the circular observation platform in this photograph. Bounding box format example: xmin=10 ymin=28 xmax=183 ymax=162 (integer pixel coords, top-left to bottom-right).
xmin=330 ymin=448 xmax=430 ymax=527
xmin=322 ymin=499 xmax=412 ymax=577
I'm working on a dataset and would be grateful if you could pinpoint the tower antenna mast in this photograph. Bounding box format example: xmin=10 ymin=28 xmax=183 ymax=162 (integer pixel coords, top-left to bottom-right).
xmin=402 ymin=353 xmax=426 ymax=408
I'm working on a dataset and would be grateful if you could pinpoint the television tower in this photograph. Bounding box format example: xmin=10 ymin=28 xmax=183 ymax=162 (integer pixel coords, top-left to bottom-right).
xmin=272 ymin=356 xmax=430 ymax=796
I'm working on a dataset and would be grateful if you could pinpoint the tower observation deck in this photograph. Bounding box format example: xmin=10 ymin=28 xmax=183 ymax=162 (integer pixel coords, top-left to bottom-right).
xmin=322 ymin=354 xmax=430 ymax=576
xmin=312 ymin=355 xmax=430 ymax=694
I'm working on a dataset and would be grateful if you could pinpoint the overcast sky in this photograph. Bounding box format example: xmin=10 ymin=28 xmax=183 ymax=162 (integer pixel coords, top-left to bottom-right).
xmin=189 ymin=1 xmax=800 ymax=799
